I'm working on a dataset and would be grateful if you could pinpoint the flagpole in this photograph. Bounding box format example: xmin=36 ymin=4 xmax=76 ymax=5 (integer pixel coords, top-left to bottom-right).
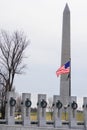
xmin=69 ymin=58 xmax=71 ymax=97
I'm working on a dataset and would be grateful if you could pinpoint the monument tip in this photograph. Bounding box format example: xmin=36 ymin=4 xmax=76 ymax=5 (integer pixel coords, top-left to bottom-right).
xmin=64 ymin=3 xmax=70 ymax=12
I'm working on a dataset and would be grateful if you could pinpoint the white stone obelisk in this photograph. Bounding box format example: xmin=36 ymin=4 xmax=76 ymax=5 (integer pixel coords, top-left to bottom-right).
xmin=60 ymin=3 xmax=71 ymax=105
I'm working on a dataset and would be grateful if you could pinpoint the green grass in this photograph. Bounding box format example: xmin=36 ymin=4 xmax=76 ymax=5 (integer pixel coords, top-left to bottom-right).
xmin=30 ymin=112 xmax=37 ymax=120
xmin=30 ymin=111 xmax=84 ymax=121
xmin=0 ymin=111 xmax=83 ymax=121
xmin=62 ymin=112 xmax=84 ymax=121
xmin=76 ymin=111 xmax=84 ymax=121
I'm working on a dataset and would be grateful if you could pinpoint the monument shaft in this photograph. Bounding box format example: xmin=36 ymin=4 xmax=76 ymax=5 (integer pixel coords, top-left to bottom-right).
xmin=60 ymin=4 xmax=71 ymax=105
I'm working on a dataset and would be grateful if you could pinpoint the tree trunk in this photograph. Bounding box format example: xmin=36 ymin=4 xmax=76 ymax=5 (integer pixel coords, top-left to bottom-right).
xmin=1 ymin=103 xmax=5 ymax=119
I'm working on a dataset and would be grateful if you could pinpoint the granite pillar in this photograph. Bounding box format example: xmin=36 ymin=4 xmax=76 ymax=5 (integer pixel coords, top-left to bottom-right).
xmin=53 ymin=95 xmax=62 ymax=128
xmin=21 ymin=93 xmax=31 ymax=126
xmin=37 ymin=94 xmax=47 ymax=127
xmin=5 ymin=92 xmax=16 ymax=125
xmin=68 ymin=96 xmax=77 ymax=128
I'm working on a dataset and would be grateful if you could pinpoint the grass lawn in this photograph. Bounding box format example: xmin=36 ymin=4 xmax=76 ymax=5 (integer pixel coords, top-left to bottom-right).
xmin=30 ymin=111 xmax=84 ymax=121
xmin=0 ymin=111 xmax=83 ymax=121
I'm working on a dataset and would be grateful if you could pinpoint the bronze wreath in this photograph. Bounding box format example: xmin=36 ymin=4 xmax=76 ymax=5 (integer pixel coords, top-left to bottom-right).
xmin=10 ymin=97 xmax=16 ymax=107
xmin=71 ymin=101 xmax=78 ymax=110
xmin=25 ymin=99 xmax=32 ymax=107
xmin=56 ymin=100 xmax=62 ymax=109
xmin=40 ymin=99 xmax=47 ymax=108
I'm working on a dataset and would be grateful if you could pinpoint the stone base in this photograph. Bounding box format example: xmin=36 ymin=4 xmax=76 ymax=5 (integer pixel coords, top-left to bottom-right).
xmin=0 ymin=125 xmax=84 ymax=130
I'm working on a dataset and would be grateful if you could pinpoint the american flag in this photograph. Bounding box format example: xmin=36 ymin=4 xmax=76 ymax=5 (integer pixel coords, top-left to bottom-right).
xmin=56 ymin=61 xmax=70 ymax=77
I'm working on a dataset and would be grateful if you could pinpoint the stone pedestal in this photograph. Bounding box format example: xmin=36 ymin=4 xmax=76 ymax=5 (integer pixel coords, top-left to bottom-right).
xmin=5 ymin=92 xmax=16 ymax=125
xmin=68 ymin=96 xmax=77 ymax=128
xmin=21 ymin=93 xmax=31 ymax=126
xmin=37 ymin=94 xmax=47 ymax=127
xmin=83 ymin=97 xmax=87 ymax=129
xmin=53 ymin=95 xmax=62 ymax=128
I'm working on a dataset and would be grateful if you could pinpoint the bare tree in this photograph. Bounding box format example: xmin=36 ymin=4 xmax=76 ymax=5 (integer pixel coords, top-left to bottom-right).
xmin=15 ymin=93 xmax=22 ymax=114
xmin=0 ymin=30 xmax=29 ymax=118
xmin=47 ymin=97 xmax=53 ymax=120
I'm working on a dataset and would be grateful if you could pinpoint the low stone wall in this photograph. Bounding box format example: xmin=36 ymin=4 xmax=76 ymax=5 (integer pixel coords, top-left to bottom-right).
xmin=1 ymin=92 xmax=87 ymax=130
xmin=0 ymin=125 xmax=84 ymax=130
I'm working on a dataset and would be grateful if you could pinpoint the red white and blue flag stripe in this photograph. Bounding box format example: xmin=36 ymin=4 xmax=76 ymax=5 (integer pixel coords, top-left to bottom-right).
xmin=56 ymin=61 xmax=70 ymax=77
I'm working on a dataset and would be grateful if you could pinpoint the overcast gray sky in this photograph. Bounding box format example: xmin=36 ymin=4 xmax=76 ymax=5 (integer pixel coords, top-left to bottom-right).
xmin=0 ymin=0 xmax=87 ymax=107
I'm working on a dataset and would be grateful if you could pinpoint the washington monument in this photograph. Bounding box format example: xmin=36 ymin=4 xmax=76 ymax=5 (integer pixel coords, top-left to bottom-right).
xmin=60 ymin=3 xmax=71 ymax=105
